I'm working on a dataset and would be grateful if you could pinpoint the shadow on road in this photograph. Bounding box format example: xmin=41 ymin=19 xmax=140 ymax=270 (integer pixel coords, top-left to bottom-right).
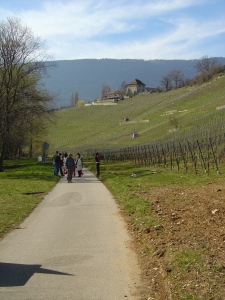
xmin=0 ymin=262 xmax=74 ymax=287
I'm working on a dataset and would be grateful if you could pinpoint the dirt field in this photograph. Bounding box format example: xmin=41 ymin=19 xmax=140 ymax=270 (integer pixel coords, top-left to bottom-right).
xmin=127 ymin=180 xmax=225 ymax=300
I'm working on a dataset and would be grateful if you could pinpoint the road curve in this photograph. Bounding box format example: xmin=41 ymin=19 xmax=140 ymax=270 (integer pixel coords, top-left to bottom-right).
xmin=0 ymin=168 xmax=143 ymax=300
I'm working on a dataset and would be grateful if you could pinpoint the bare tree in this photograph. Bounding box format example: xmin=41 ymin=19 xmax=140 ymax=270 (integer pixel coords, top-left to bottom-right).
xmin=101 ymin=84 xmax=110 ymax=99
xmin=193 ymin=57 xmax=224 ymax=84
xmin=120 ymin=80 xmax=127 ymax=90
xmin=0 ymin=17 xmax=55 ymax=171
xmin=184 ymin=78 xmax=194 ymax=87
xmin=194 ymin=56 xmax=218 ymax=74
xmin=119 ymin=80 xmax=127 ymax=96
xmin=169 ymin=69 xmax=185 ymax=89
xmin=161 ymin=74 xmax=172 ymax=91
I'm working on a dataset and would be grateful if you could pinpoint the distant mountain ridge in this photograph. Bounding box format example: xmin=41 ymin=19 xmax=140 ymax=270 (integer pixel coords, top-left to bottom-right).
xmin=43 ymin=58 xmax=225 ymax=108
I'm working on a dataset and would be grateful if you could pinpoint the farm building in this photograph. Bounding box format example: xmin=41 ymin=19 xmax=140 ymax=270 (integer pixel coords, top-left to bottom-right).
xmin=126 ymin=78 xmax=146 ymax=95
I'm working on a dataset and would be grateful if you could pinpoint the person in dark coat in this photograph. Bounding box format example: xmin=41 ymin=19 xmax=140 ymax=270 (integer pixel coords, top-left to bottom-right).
xmin=59 ymin=153 xmax=64 ymax=177
xmin=66 ymin=153 xmax=75 ymax=183
xmin=95 ymin=152 xmax=101 ymax=176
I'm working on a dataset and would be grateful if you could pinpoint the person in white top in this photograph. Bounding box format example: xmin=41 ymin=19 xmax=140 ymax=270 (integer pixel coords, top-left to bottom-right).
xmin=76 ymin=153 xmax=83 ymax=177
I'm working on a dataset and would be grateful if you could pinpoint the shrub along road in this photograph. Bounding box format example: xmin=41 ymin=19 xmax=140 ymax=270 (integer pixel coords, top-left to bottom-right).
xmin=0 ymin=168 xmax=146 ymax=300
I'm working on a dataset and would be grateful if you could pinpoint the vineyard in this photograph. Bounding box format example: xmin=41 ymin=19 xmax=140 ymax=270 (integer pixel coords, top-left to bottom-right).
xmin=46 ymin=74 xmax=225 ymax=161
xmin=86 ymin=132 xmax=225 ymax=175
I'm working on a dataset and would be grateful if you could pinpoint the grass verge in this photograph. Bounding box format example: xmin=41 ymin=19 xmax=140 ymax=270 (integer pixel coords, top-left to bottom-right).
xmin=0 ymin=158 xmax=59 ymax=239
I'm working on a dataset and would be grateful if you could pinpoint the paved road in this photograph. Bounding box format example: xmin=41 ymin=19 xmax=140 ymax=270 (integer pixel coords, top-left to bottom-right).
xmin=0 ymin=168 xmax=143 ymax=300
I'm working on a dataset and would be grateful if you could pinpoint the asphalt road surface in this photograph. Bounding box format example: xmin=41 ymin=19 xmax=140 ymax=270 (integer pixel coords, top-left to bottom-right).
xmin=0 ymin=168 xmax=143 ymax=300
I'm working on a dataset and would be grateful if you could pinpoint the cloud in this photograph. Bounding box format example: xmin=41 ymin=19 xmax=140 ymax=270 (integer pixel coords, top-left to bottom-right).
xmin=15 ymin=0 xmax=202 ymax=37
xmin=46 ymin=16 xmax=225 ymax=60
xmin=0 ymin=0 xmax=224 ymax=60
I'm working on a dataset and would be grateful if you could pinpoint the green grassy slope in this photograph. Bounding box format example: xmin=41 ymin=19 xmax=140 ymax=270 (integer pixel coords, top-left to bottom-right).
xmin=45 ymin=74 xmax=225 ymax=153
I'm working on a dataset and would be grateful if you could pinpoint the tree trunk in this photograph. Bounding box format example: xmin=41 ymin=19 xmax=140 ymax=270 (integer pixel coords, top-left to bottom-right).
xmin=0 ymin=141 xmax=6 ymax=172
xmin=29 ymin=139 xmax=33 ymax=158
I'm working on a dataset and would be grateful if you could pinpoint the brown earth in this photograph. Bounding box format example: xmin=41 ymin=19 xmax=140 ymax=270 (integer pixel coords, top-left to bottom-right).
xmin=126 ymin=180 xmax=225 ymax=300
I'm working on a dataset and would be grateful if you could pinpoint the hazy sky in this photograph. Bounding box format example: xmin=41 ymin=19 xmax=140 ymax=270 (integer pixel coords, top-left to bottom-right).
xmin=0 ymin=0 xmax=224 ymax=61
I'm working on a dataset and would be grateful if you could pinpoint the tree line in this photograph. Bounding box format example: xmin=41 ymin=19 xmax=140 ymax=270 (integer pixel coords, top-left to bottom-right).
xmin=0 ymin=17 xmax=55 ymax=171
xmin=100 ymin=56 xmax=225 ymax=97
xmin=161 ymin=56 xmax=225 ymax=91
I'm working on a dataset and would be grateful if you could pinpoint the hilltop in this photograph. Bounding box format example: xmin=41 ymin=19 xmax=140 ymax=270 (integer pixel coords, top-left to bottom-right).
xmin=45 ymin=74 xmax=225 ymax=154
xmin=44 ymin=58 xmax=225 ymax=107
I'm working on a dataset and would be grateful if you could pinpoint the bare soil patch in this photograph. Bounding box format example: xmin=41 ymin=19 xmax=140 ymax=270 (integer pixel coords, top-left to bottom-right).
xmin=127 ymin=181 xmax=225 ymax=300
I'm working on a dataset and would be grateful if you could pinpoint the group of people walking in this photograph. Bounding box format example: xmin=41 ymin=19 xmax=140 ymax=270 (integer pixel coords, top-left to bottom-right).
xmin=52 ymin=151 xmax=83 ymax=183
xmin=52 ymin=151 xmax=101 ymax=182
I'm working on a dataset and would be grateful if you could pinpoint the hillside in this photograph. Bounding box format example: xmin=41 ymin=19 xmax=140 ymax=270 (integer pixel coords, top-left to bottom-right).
xmin=43 ymin=58 xmax=225 ymax=107
xmin=24 ymin=73 xmax=225 ymax=299
xmin=44 ymin=74 xmax=225 ymax=155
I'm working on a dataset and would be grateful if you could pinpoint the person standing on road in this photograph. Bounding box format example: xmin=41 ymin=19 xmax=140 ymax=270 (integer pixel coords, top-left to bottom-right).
xmin=76 ymin=153 xmax=83 ymax=177
xmin=52 ymin=151 xmax=58 ymax=174
xmin=95 ymin=152 xmax=101 ymax=176
xmin=54 ymin=151 xmax=60 ymax=176
xmin=59 ymin=153 xmax=64 ymax=177
xmin=77 ymin=153 xmax=83 ymax=175
xmin=66 ymin=153 xmax=75 ymax=183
